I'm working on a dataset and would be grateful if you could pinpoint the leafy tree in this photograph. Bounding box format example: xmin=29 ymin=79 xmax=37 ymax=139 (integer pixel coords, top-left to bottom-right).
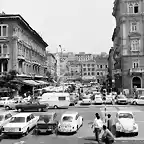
xmin=46 ymin=71 xmax=53 ymax=82
xmin=0 ymin=70 xmax=23 ymax=94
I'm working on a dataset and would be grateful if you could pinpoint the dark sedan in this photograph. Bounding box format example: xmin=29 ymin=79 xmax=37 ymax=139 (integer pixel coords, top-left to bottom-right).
xmin=34 ymin=112 xmax=58 ymax=134
xmin=15 ymin=101 xmax=49 ymax=112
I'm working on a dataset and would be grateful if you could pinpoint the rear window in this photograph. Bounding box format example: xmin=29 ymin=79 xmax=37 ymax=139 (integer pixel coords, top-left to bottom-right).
xmin=62 ymin=116 xmax=73 ymax=122
xmin=58 ymin=97 xmax=66 ymax=100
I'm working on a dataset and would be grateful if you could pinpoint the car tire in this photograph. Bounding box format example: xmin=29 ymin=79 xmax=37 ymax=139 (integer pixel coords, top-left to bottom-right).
xmin=5 ymin=106 xmax=10 ymax=110
xmin=133 ymin=101 xmax=137 ymax=105
xmin=135 ymin=132 xmax=138 ymax=136
xmin=54 ymin=105 xmax=58 ymax=109
xmin=17 ymin=108 xmax=22 ymax=112
xmin=25 ymin=128 xmax=29 ymax=135
xmin=38 ymin=108 xmax=42 ymax=112
xmin=116 ymin=131 xmax=120 ymax=137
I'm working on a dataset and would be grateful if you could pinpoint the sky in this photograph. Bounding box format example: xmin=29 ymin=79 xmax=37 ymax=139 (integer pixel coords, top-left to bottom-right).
xmin=1 ymin=0 xmax=116 ymax=54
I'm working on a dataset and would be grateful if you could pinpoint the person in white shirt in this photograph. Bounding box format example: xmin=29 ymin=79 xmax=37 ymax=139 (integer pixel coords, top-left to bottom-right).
xmin=92 ymin=113 xmax=103 ymax=143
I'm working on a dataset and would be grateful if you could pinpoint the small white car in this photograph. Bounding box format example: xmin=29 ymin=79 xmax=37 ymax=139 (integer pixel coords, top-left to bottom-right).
xmin=115 ymin=111 xmax=138 ymax=137
xmin=0 ymin=97 xmax=11 ymax=106
xmin=94 ymin=95 xmax=103 ymax=104
xmin=115 ymin=95 xmax=128 ymax=105
xmin=131 ymin=96 xmax=144 ymax=105
xmin=105 ymin=95 xmax=113 ymax=104
xmin=0 ymin=111 xmax=14 ymax=134
xmin=81 ymin=97 xmax=91 ymax=105
xmin=58 ymin=111 xmax=83 ymax=133
xmin=2 ymin=113 xmax=39 ymax=136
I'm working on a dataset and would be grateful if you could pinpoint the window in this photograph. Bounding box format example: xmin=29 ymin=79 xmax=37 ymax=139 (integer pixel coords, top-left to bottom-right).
xmin=0 ymin=44 xmax=8 ymax=54
xmin=88 ymin=72 xmax=90 ymax=75
xmin=131 ymin=39 xmax=140 ymax=51
xmin=88 ymin=68 xmax=91 ymax=71
xmin=92 ymin=64 xmax=95 ymax=67
xmin=0 ymin=24 xmax=8 ymax=37
xmin=91 ymin=72 xmax=95 ymax=75
xmin=97 ymin=72 xmax=99 ymax=76
xmin=87 ymin=64 xmax=90 ymax=67
xmin=10 ymin=117 xmax=25 ymax=123
xmin=128 ymin=2 xmax=139 ymax=14
xmin=97 ymin=79 xmax=99 ymax=83
xmin=132 ymin=59 xmax=139 ymax=68
xmin=101 ymin=72 xmax=103 ymax=76
xmin=105 ymin=65 xmax=108 ymax=68
xmin=5 ymin=113 xmax=12 ymax=120
xmin=92 ymin=68 xmax=95 ymax=71
xmin=58 ymin=97 xmax=66 ymax=101
xmin=97 ymin=65 xmax=99 ymax=68
xmin=130 ymin=22 xmax=138 ymax=32
xmin=100 ymin=65 xmax=103 ymax=69
xmin=83 ymin=68 xmax=86 ymax=71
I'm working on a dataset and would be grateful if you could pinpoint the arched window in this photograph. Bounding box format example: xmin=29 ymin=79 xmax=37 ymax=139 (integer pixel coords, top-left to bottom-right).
xmin=134 ymin=3 xmax=139 ymax=13
xmin=128 ymin=3 xmax=134 ymax=13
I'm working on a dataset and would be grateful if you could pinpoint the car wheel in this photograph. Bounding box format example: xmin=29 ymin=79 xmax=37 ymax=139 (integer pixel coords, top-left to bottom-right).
xmin=54 ymin=105 xmax=58 ymax=109
xmin=38 ymin=108 xmax=42 ymax=112
xmin=133 ymin=101 xmax=137 ymax=105
xmin=5 ymin=106 xmax=10 ymax=110
xmin=135 ymin=132 xmax=138 ymax=136
xmin=17 ymin=108 xmax=22 ymax=112
xmin=116 ymin=131 xmax=120 ymax=137
xmin=25 ymin=128 xmax=29 ymax=135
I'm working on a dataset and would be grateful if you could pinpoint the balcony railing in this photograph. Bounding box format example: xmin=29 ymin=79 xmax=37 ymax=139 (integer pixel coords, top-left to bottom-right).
xmin=17 ymin=54 xmax=25 ymax=61
xmin=129 ymin=67 xmax=144 ymax=73
xmin=0 ymin=54 xmax=10 ymax=59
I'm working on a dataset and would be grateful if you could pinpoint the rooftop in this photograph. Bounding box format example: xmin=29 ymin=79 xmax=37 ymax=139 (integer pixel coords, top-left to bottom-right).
xmin=0 ymin=13 xmax=48 ymax=47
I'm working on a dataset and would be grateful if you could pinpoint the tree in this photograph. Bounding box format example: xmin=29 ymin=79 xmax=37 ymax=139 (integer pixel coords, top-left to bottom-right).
xmin=0 ymin=70 xmax=23 ymax=95
xmin=46 ymin=71 xmax=53 ymax=82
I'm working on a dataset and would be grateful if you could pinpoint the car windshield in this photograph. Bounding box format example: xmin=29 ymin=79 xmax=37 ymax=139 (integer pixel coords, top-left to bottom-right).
xmin=39 ymin=115 xmax=52 ymax=121
xmin=0 ymin=115 xmax=4 ymax=121
xmin=119 ymin=113 xmax=133 ymax=119
xmin=118 ymin=95 xmax=125 ymax=99
xmin=62 ymin=116 xmax=73 ymax=122
xmin=10 ymin=117 xmax=25 ymax=123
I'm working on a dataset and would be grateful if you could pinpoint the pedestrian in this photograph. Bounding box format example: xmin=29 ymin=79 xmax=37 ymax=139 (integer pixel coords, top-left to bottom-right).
xmin=92 ymin=113 xmax=103 ymax=143
xmin=107 ymin=114 xmax=112 ymax=132
xmin=101 ymin=125 xmax=114 ymax=144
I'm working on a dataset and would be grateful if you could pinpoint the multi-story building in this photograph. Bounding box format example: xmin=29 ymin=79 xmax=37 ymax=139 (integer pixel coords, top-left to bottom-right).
xmin=95 ymin=55 xmax=108 ymax=84
xmin=46 ymin=53 xmax=57 ymax=79
xmin=0 ymin=13 xmax=48 ymax=79
xmin=112 ymin=0 xmax=144 ymax=93
xmin=75 ymin=52 xmax=93 ymax=62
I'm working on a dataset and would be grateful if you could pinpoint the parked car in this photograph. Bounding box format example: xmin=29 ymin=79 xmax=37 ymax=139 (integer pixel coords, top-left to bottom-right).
xmin=0 ymin=111 xmax=14 ymax=134
xmin=81 ymin=97 xmax=91 ymax=105
xmin=115 ymin=95 xmax=128 ymax=105
xmin=2 ymin=113 xmax=39 ymax=136
xmin=0 ymin=97 xmax=11 ymax=106
xmin=94 ymin=95 xmax=103 ymax=104
xmin=114 ymin=111 xmax=138 ymax=137
xmin=131 ymin=96 xmax=144 ymax=105
xmin=4 ymin=99 xmax=26 ymax=110
xmin=34 ymin=112 xmax=58 ymax=134
xmin=105 ymin=95 xmax=113 ymax=104
xmin=58 ymin=111 xmax=83 ymax=133
xmin=15 ymin=101 xmax=49 ymax=112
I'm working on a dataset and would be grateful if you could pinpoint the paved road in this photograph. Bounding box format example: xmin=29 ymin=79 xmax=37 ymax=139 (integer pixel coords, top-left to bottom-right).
xmin=0 ymin=105 xmax=144 ymax=144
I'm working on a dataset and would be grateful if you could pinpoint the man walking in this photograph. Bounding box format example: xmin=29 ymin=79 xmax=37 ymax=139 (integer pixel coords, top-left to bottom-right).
xmin=92 ymin=113 xmax=103 ymax=143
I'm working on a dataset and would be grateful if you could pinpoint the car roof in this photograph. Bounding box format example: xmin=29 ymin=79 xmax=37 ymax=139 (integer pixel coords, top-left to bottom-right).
xmin=117 ymin=111 xmax=133 ymax=114
xmin=13 ymin=113 xmax=32 ymax=117
xmin=63 ymin=111 xmax=78 ymax=116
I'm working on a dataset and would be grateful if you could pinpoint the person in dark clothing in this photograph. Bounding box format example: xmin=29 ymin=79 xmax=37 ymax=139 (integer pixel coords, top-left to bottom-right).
xmin=107 ymin=114 xmax=112 ymax=132
xmin=101 ymin=125 xmax=114 ymax=144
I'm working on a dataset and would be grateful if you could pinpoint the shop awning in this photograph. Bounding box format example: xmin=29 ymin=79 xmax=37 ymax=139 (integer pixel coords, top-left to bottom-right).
xmin=36 ymin=80 xmax=48 ymax=85
xmin=23 ymin=80 xmax=40 ymax=86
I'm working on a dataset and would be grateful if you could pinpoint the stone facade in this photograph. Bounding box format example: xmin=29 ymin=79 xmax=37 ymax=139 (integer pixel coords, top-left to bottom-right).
xmin=112 ymin=0 xmax=144 ymax=93
xmin=0 ymin=13 xmax=48 ymax=78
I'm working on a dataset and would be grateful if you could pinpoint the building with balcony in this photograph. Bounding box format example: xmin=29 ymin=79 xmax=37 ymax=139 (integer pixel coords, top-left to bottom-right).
xmin=94 ymin=54 xmax=108 ymax=84
xmin=112 ymin=0 xmax=144 ymax=93
xmin=46 ymin=53 xmax=57 ymax=79
xmin=0 ymin=13 xmax=48 ymax=79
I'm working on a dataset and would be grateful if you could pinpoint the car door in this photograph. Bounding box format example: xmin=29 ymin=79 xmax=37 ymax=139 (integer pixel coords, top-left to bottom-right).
xmin=29 ymin=114 xmax=36 ymax=128
xmin=75 ymin=114 xmax=80 ymax=127
xmin=26 ymin=115 xmax=32 ymax=128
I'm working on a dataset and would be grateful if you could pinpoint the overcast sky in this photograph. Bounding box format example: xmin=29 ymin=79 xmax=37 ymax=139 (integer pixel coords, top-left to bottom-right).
xmin=1 ymin=0 xmax=115 ymax=54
